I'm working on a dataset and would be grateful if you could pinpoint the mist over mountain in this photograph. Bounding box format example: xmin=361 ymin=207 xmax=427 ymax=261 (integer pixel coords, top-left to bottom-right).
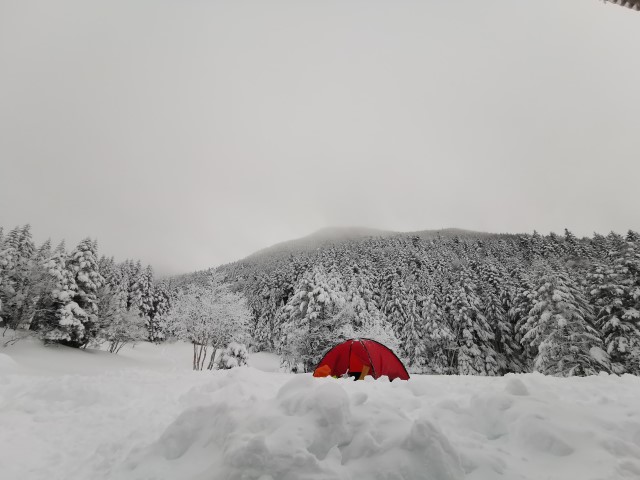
xmin=244 ymin=226 xmax=501 ymax=263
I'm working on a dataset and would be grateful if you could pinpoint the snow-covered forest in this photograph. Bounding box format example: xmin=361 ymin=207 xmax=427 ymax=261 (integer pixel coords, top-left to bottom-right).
xmin=0 ymin=224 xmax=253 ymax=370
xmin=0 ymin=224 xmax=171 ymax=350
xmin=3 ymin=224 xmax=640 ymax=378
xmin=215 ymin=228 xmax=640 ymax=377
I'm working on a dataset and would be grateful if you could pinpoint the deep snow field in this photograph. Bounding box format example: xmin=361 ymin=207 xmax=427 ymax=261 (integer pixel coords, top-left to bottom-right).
xmin=1 ymin=338 xmax=640 ymax=480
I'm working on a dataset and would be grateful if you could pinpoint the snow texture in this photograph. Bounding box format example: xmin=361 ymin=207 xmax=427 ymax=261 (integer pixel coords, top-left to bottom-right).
xmin=1 ymin=339 xmax=640 ymax=480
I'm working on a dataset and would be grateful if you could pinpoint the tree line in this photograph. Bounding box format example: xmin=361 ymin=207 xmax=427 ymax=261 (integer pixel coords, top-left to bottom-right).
xmin=0 ymin=224 xmax=171 ymax=350
xmin=5 ymin=223 xmax=639 ymax=378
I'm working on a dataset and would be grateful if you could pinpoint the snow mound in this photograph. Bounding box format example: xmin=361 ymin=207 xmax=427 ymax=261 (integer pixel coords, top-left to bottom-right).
xmin=0 ymin=352 xmax=18 ymax=371
xmin=122 ymin=369 xmax=463 ymax=480
xmin=504 ymin=376 xmax=529 ymax=396
xmin=3 ymin=342 xmax=640 ymax=480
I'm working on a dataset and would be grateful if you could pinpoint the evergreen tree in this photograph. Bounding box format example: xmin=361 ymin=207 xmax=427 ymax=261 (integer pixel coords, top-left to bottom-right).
xmin=627 ymin=230 xmax=640 ymax=244
xmin=591 ymin=233 xmax=609 ymax=258
xmin=97 ymin=282 xmax=146 ymax=353
xmin=0 ymin=233 xmax=17 ymax=326
xmin=0 ymin=225 xmax=36 ymax=329
xmin=564 ymin=228 xmax=584 ymax=258
xmin=66 ymin=238 xmax=104 ymax=345
xmin=148 ymin=280 xmax=171 ymax=342
xmin=38 ymin=245 xmax=87 ymax=344
xmin=421 ymin=289 xmax=453 ymax=373
xmin=396 ymin=289 xmax=428 ymax=371
xmin=127 ymin=260 xmax=144 ymax=311
xmin=522 ymin=270 xmax=606 ymax=376
xmin=279 ymin=266 xmax=348 ymax=372
xmin=589 ymin=239 xmax=640 ymax=374
xmin=35 ymin=238 xmax=104 ymax=347
xmin=447 ymin=276 xmax=498 ymax=375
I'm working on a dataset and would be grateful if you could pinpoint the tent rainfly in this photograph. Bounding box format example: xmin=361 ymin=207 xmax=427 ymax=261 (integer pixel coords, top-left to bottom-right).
xmin=313 ymin=339 xmax=410 ymax=381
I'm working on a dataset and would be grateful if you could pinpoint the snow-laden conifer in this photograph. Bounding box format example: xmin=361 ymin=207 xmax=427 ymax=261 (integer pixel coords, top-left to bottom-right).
xmin=589 ymin=239 xmax=640 ymax=374
xmin=448 ymin=277 xmax=498 ymax=376
xmin=279 ymin=266 xmax=348 ymax=372
xmin=522 ymin=269 xmax=607 ymax=376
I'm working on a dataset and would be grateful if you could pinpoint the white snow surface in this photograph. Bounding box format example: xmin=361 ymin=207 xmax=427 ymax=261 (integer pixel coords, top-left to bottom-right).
xmin=2 ymin=338 xmax=640 ymax=480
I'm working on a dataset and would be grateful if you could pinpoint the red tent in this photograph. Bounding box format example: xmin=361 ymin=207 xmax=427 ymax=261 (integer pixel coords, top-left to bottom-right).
xmin=313 ymin=339 xmax=410 ymax=381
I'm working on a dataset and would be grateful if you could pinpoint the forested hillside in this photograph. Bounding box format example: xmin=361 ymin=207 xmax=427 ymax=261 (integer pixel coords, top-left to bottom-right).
xmin=219 ymin=228 xmax=640 ymax=376
xmin=3 ymin=223 xmax=640 ymax=378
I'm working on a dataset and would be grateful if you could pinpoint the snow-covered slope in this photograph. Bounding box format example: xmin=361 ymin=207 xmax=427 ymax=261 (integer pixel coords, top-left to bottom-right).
xmin=1 ymin=340 xmax=640 ymax=480
xmin=242 ymin=226 xmax=497 ymax=263
xmin=244 ymin=226 xmax=394 ymax=261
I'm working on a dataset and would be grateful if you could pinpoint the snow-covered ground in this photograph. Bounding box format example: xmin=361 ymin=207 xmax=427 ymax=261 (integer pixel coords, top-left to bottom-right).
xmin=1 ymin=339 xmax=640 ymax=480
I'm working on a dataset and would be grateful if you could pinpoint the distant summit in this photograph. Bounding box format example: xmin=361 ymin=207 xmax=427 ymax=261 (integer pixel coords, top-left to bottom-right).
xmin=304 ymin=226 xmax=393 ymax=241
xmin=245 ymin=226 xmax=390 ymax=261
xmin=244 ymin=226 xmax=496 ymax=262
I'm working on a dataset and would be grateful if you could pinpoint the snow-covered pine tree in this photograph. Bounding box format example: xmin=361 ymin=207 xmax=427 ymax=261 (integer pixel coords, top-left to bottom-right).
xmin=35 ymin=239 xmax=52 ymax=262
xmin=0 ymin=230 xmax=18 ymax=327
xmin=606 ymin=232 xmax=626 ymax=260
xmin=522 ymin=268 xmax=607 ymax=376
xmin=131 ymin=265 xmax=156 ymax=340
xmin=4 ymin=226 xmax=21 ymax=251
xmin=590 ymin=233 xmax=609 ymax=259
xmin=447 ymin=274 xmax=498 ymax=376
xmin=37 ymin=244 xmax=88 ymax=344
xmin=139 ymin=266 xmax=154 ymax=318
xmin=249 ymin=275 xmax=279 ymax=350
xmin=14 ymin=238 xmax=52 ymax=330
xmin=530 ymin=231 xmax=544 ymax=260
xmin=93 ymin=257 xmax=135 ymax=352
xmin=420 ymin=288 xmax=453 ymax=374
xmin=540 ymin=232 xmax=561 ymax=258
xmin=0 ymin=225 xmax=38 ymax=329
xmin=589 ymin=238 xmax=640 ymax=374
xmin=345 ymin=271 xmax=399 ymax=352
xmin=396 ymin=288 xmax=427 ymax=372
xmin=484 ymin=286 xmax=512 ymax=373
xmin=63 ymin=238 xmax=104 ymax=346
xmin=478 ymin=261 xmax=522 ymax=374
xmin=564 ymin=228 xmax=585 ymax=258
xmin=97 ymin=281 xmax=146 ymax=353
xmin=627 ymin=230 xmax=640 ymax=244
xmin=127 ymin=260 xmax=144 ymax=312
xmin=279 ymin=266 xmax=348 ymax=372
xmin=148 ymin=279 xmax=171 ymax=342
xmin=380 ymin=268 xmax=410 ymax=341
xmin=31 ymin=238 xmax=103 ymax=346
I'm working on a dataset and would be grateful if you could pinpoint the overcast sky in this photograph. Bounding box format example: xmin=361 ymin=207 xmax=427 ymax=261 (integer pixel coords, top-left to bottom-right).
xmin=1 ymin=0 xmax=639 ymax=275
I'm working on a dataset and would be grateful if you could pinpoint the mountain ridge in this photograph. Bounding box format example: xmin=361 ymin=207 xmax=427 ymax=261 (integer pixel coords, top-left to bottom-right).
xmin=243 ymin=225 xmax=501 ymax=262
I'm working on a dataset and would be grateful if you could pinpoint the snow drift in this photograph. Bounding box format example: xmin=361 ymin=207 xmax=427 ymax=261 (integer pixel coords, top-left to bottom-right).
xmin=2 ymin=340 xmax=640 ymax=480
xmin=123 ymin=370 xmax=463 ymax=480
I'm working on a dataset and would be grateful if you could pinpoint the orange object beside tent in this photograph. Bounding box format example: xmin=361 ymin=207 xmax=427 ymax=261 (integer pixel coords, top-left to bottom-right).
xmin=313 ymin=338 xmax=410 ymax=381
xmin=313 ymin=364 xmax=332 ymax=378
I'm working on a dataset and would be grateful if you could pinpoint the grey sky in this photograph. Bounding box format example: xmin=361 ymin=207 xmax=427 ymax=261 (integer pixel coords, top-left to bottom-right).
xmin=1 ymin=0 xmax=639 ymax=275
